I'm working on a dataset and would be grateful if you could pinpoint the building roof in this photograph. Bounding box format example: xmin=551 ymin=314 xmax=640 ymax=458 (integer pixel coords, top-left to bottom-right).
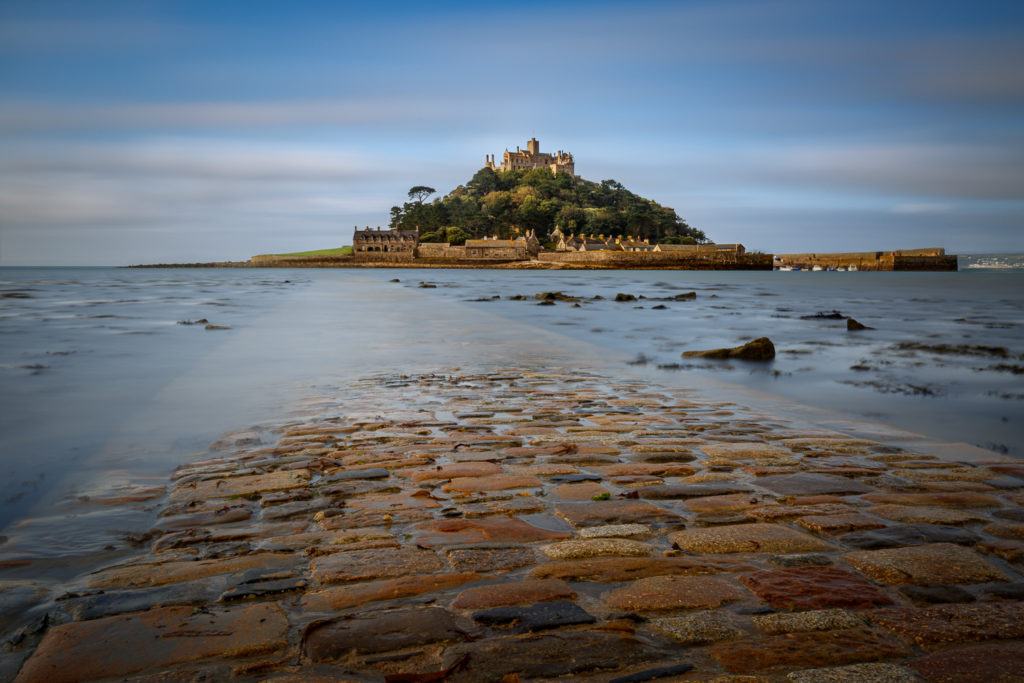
xmin=464 ymin=239 xmax=522 ymax=248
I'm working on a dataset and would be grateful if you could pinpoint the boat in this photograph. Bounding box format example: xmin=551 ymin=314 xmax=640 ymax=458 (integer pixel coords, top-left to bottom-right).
xmin=848 ymin=265 xmax=858 ymax=271
xmin=777 ymin=266 xmax=793 ymax=271
xmin=812 ymin=265 xmax=824 ymax=271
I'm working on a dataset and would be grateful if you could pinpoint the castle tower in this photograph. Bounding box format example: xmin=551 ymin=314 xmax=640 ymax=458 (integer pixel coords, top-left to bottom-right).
xmin=527 ymin=137 xmax=540 ymax=155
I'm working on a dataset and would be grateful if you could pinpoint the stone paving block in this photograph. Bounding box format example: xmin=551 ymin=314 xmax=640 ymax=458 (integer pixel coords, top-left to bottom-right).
xmin=707 ymin=627 xmax=912 ymax=674
xmin=451 ymin=579 xmax=576 ymax=610
xmin=701 ymin=442 xmax=795 ymax=461
xmin=443 ymin=546 xmax=535 ymax=572
xmin=983 ymin=522 xmax=1024 ymax=539
xmin=839 ymin=524 xmax=980 ymax=549
xmin=405 ymin=462 xmax=502 ymax=481
xmin=742 ymin=567 xmax=894 ymax=610
xmin=471 ymin=600 xmax=596 ymax=633
xmin=305 ymin=607 xmax=476 ymax=662
xmin=555 ymin=500 xmax=685 ymax=527
xmin=649 ymin=610 xmax=743 ymax=644
xmin=549 ymin=482 xmax=609 ymax=500
xmin=639 ymin=482 xmax=756 ymax=499
xmin=87 ymin=552 xmax=298 ymax=589
xmin=531 ymin=556 xmax=755 ymax=582
xmin=578 ymin=523 xmax=652 ymax=539
xmin=668 ymin=523 xmax=836 ymax=554
xmin=752 ymin=608 xmax=864 ymax=634
xmin=412 ymin=517 xmax=571 ymax=547
xmin=344 ymin=490 xmax=442 ymax=512
xmin=756 ymin=473 xmax=873 ymax=496
xmin=541 ymin=538 xmax=654 ymax=559
xmin=443 ymin=630 xmax=658 ymax=682
xmin=603 ymin=575 xmax=747 ymax=611
xmin=787 ymin=662 xmax=923 ymax=682
xmin=867 ymin=504 xmax=987 ymax=524
xmin=302 ymin=573 xmax=480 ymax=611
xmin=440 ymin=474 xmax=544 ymax=493
xmin=311 ymin=547 xmax=445 ymax=584
xmin=170 ymin=470 xmax=309 ymax=501
xmin=861 ymin=491 xmax=1003 ymax=507
xmin=868 ymin=601 xmax=1024 ymax=648
xmin=898 ymin=584 xmax=976 ymax=605
xmin=684 ymin=493 xmax=767 ymax=512
xmin=796 ymin=513 xmax=886 ymax=533
xmin=844 ymin=543 xmax=1009 ymax=585
xmin=909 ymin=640 xmax=1024 ymax=682
xmin=14 ymin=603 xmax=287 ymax=683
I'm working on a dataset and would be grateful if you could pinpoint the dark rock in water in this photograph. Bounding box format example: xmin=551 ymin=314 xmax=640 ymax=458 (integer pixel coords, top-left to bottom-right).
xmin=322 ymin=467 xmax=389 ymax=482
xmin=615 ymin=293 xmax=638 ymax=302
xmin=419 ymin=282 xmax=437 ymax=288
xmin=898 ymin=584 xmax=975 ymax=605
xmin=538 ymin=299 xmax=556 ymax=306
xmin=847 ymin=317 xmax=874 ymax=331
xmin=840 ymin=524 xmax=981 ymax=549
xmin=673 ymin=291 xmax=697 ymax=300
xmin=652 ymin=304 xmax=668 ymax=310
xmin=682 ymin=337 xmax=775 ymax=361
xmin=536 ymin=291 xmax=579 ymax=302
xmin=204 ymin=324 xmax=231 ymax=330
xmin=389 ymin=278 xmax=400 ymax=282
xmin=508 ymin=294 xmax=528 ymax=300
xmin=801 ymin=310 xmax=845 ymax=319
xmin=593 ymin=295 xmax=605 ymax=300
xmin=471 ymin=600 xmax=596 ymax=633
xmin=628 ymin=354 xmax=652 ymax=366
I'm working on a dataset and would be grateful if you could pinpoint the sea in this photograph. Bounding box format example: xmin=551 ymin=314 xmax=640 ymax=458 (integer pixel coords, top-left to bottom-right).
xmin=1 ymin=255 xmax=1022 ymax=573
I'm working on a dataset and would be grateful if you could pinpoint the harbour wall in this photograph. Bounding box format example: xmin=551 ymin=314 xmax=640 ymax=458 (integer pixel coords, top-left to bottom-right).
xmin=774 ymin=248 xmax=957 ymax=271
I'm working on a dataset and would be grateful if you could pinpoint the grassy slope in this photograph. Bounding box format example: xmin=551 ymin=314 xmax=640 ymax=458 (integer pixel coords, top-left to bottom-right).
xmin=254 ymin=246 xmax=352 ymax=258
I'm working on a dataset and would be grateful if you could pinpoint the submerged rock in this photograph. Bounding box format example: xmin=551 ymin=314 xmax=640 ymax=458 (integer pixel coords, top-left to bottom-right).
xmin=682 ymin=337 xmax=776 ymax=361
xmin=847 ymin=317 xmax=874 ymax=331
xmin=615 ymin=293 xmax=637 ymax=302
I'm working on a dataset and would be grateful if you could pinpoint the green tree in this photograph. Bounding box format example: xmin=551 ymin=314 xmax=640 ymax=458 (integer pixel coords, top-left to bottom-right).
xmin=408 ymin=186 xmax=436 ymax=203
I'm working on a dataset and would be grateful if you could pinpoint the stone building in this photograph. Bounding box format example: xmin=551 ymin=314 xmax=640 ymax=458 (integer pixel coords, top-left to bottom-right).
xmin=352 ymin=227 xmax=419 ymax=261
xmin=463 ymin=233 xmax=539 ymax=260
xmin=486 ymin=138 xmax=575 ymax=176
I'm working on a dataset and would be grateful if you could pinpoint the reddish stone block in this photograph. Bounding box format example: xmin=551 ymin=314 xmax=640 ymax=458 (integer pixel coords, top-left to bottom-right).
xmin=603 ymin=575 xmax=746 ymax=611
xmin=451 ymin=579 xmax=576 ymax=610
xmin=707 ymin=627 xmax=911 ymax=673
xmin=869 ymin=601 xmax=1024 ymax=648
xmin=14 ymin=603 xmax=287 ymax=683
xmin=741 ymin=567 xmax=895 ymax=610
xmin=910 ymin=641 xmax=1024 ymax=682
xmin=411 ymin=517 xmax=571 ymax=547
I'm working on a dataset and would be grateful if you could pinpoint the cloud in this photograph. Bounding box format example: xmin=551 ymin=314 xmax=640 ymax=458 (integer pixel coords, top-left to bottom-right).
xmin=891 ymin=203 xmax=954 ymax=215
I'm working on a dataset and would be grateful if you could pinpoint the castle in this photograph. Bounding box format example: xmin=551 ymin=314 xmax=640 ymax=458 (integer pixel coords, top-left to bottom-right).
xmin=486 ymin=138 xmax=575 ymax=176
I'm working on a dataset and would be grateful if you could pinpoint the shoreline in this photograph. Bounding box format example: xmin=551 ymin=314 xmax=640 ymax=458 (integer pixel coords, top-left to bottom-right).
xmin=3 ymin=364 xmax=1022 ymax=681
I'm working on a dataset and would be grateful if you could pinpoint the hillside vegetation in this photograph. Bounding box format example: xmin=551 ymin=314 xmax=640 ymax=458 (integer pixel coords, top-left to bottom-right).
xmin=389 ymin=167 xmax=706 ymax=245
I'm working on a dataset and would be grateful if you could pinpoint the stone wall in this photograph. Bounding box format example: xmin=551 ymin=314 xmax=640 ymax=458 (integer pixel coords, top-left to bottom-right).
xmin=537 ymin=250 xmax=773 ymax=270
xmin=775 ymin=250 xmax=957 ymax=271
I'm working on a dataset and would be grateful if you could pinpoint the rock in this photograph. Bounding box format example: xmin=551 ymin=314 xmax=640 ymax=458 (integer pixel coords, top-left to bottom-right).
xmin=674 ymin=291 xmax=697 ymax=300
xmin=608 ymin=664 xmax=696 ymax=683
xmin=910 ymin=641 xmax=1024 ymax=682
xmin=756 ymin=473 xmax=873 ymax=496
xmin=452 ymin=579 xmax=576 ymax=610
xmin=898 ymin=584 xmax=976 ymax=605
xmin=14 ymin=603 xmax=288 ymax=683
xmin=603 ymin=575 xmax=747 ymax=611
xmin=169 ymin=470 xmax=309 ymax=501
xmin=322 ymin=467 xmax=390 ymax=481
xmin=578 ymin=523 xmax=651 ymax=539
xmin=412 ymin=517 xmax=571 ymax=547
xmin=639 ymin=482 xmax=754 ymax=499
xmin=650 ymin=611 xmax=742 ymax=644
xmin=304 ymin=607 xmax=475 ymax=661
xmin=440 ymin=474 xmax=543 ymax=493
xmin=788 ymin=663 xmax=921 ymax=682
xmin=846 ymin=317 xmax=873 ymax=331
xmin=204 ymin=324 xmax=231 ymax=330
xmin=446 ymin=546 xmax=537 ymax=572
xmin=980 ymin=582 xmax=1024 ymax=600
xmin=530 ymin=556 xmax=755 ymax=582
xmin=471 ymin=600 xmax=596 ymax=633
xmin=707 ymin=627 xmax=911 ymax=674
xmin=443 ymin=630 xmax=658 ymax=682
xmin=652 ymin=304 xmax=667 ymax=310
xmin=615 ymin=293 xmax=638 ymax=302
xmin=541 ymin=538 xmax=653 ymax=559
xmin=741 ymin=567 xmax=894 ymax=610
xmin=839 ymin=524 xmax=981 ymax=549
xmin=869 ymin=601 xmax=1024 ymax=647
xmin=801 ymin=310 xmax=846 ymax=320
xmin=700 ymin=442 xmax=794 ymax=461
xmin=405 ymin=462 xmax=501 ymax=481
xmin=753 ymin=608 xmax=864 ymax=634
xmin=844 ymin=543 xmax=1009 ymax=585
xmin=311 ymin=547 xmax=445 ymax=584
xmin=668 ymin=523 xmax=836 ymax=554
xmin=682 ymin=337 xmax=776 ymax=361
xmin=768 ymin=553 xmax=833 ymax=568
xmin=535 ymin=291 xmax=579 ymax=302
xmin=302 ymin=573 xmax=480 ymax=611
xmin=796 ymin=513 xmax=886 ymax=533
xmin=860 ymin=491 xmax=1004 ymax=507
xmin=418 ymin=282 xmax=436 ymax=288
xmin=88 ymin=553 xmax=299 ymax=589
xmin=867 ymin=504 xmax=986 ymax=525
xmin=555 ymin=500 xmax=684 ymax=527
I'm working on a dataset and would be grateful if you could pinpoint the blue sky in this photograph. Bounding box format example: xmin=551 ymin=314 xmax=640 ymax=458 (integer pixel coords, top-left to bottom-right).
xmin=1 ymin=0 xmax=1022 ymax=265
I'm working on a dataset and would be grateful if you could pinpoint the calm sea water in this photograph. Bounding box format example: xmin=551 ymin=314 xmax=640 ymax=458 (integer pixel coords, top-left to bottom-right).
xmin=1 ymin=258 xmax=1022 ymax=564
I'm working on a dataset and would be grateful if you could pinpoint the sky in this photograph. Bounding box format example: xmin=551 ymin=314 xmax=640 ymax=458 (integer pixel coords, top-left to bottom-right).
xmin=1 ymin=0 xmax=1023 ymax=265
